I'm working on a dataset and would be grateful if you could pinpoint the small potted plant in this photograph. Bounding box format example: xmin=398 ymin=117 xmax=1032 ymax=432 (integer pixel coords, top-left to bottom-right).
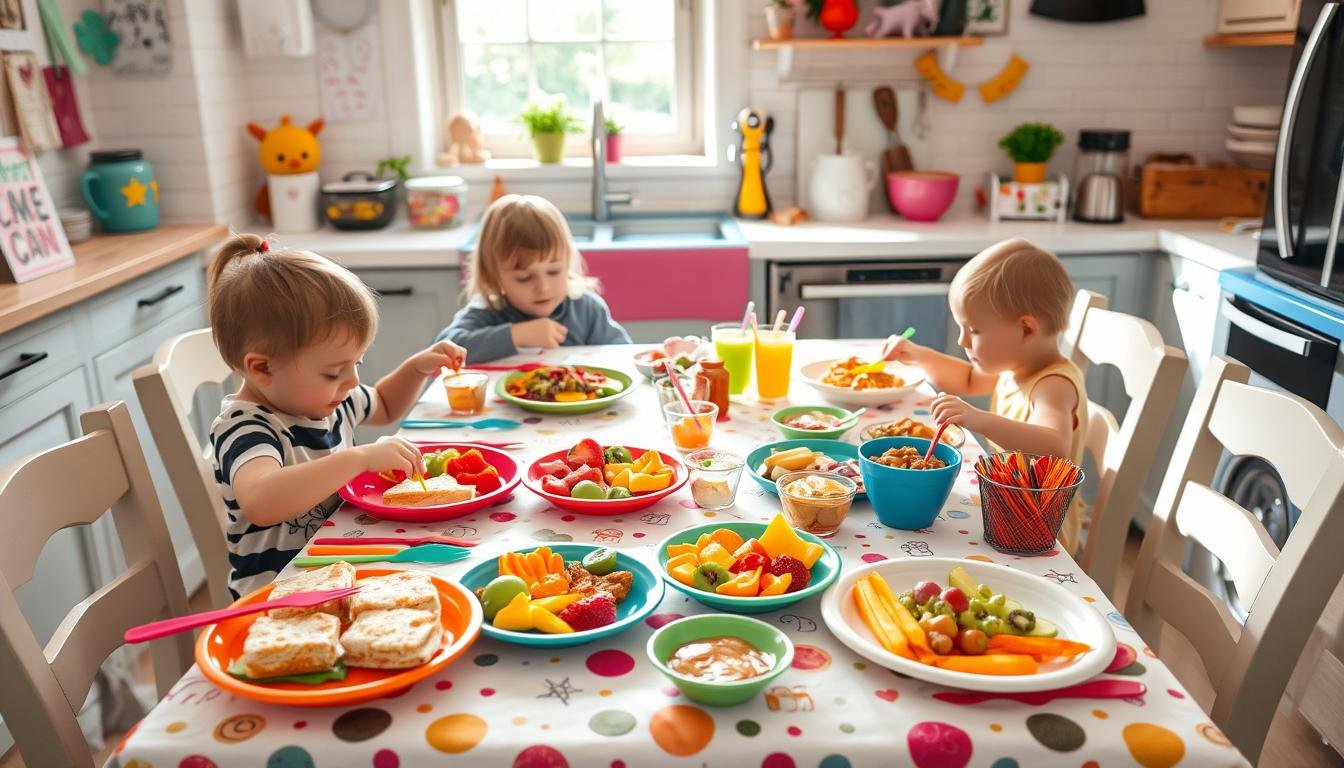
xmin=604 ymin=116 xmax=624 ymax=163
xmin=519 ymin=98 xmax=580 ymax=164
xmin=998 ymin=123 xmax=1065 ymax=184
xmin=766 ymin=0 xmax=796 ymax=40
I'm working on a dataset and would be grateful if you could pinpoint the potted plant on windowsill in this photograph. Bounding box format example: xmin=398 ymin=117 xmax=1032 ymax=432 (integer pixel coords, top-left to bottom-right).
xmin=766 ymin=0 xmax=796 ymax=40
xmin=604 ymin=116 xmax=624 ymax=164
xmin=519 ymin=99 xmax=580 ymax=164
xmin=998 ymin=123 xmax=1065 ymax=184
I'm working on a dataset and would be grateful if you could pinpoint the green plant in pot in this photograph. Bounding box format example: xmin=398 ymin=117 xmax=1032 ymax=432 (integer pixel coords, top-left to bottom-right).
xmin=603 ymin=115 xmax=624 ymax=163
xmin=519 ymin=99 xmax=580 ymax=164
xmin=766 ymin=0 xmax=796 ymax=40
xmin=998 ymin=123 xmax=1065 ymax=184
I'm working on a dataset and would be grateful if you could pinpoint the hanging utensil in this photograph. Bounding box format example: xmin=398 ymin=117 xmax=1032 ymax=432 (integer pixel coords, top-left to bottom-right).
xmin=873 ymin=86 xmax=913 ymax=172
xmin=834 ymin=86 xmax=845 ymax=155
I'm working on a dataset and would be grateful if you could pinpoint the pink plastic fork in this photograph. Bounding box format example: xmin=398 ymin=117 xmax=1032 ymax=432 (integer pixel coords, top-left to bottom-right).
xmin=123 ymin=586 xmax=362 ymax=644
xmin=467 ymin=363 xmax=547 ymax=372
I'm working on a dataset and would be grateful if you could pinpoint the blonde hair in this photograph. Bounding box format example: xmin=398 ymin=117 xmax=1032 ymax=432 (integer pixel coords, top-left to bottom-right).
xmin=207 ymin=232 xmax=379 ymax=369
xmin=466 ymin=194 xmax=597 ymax=310
xmin=950 ymin=238 xmax=1074 ymax=334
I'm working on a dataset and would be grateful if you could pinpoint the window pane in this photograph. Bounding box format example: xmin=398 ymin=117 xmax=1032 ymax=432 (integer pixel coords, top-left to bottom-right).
xmin=528 ymin=0 xmax=600 ymax=41
xmin=462 ymin=43 xmax=530 ymax=132
xmin=606 ymin=42 xmax=675 ymax=134
xmin=604 ymin=0 xmax=674 ymax=41
xmin=457 ymin=0 xmax=525 ymax=43
xmin=533 ymin=43 xmax=600 ymax=116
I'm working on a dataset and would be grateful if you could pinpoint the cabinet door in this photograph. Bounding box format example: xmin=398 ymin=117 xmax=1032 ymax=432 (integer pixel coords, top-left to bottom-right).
xmin=92 ymin=307 xmax=207 ymax=593
xmin=350 ymin=269 xmax=460 ymax=440
xmin=1061 ymin=254 xmax=1152 ymax=420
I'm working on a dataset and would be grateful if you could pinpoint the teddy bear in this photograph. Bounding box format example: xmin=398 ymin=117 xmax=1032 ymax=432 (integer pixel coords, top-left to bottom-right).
xmin=865 ymin=0 xmax=939 ymax=39
xmin=437 ymin=111 xmax=491 ymax=166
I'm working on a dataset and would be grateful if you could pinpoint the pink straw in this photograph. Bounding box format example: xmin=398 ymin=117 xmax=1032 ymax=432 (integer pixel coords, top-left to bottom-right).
xmin=786 ymin=306 xmax=806 ymax=333
xmin=739 ymin=300 xmax=755 ymax=331
xmin=748 ymin=310 xmax=759 ymax=335
xmin=663 ymin=360 xmax=706 ymax=433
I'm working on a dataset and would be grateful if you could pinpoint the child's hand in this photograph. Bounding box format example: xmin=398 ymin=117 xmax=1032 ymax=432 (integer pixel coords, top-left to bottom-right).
xmin=408 ymin=340 xmax=468 ymax=377
xmin=512 ymin=318 xmax=568 ymax=349
xmin=930 ymin=393 xmax=987 ymax=431
xmin=355 ymin=436 xmax=425 ymax=476
xmin=882 ymin=334 xmax=923 ymax=364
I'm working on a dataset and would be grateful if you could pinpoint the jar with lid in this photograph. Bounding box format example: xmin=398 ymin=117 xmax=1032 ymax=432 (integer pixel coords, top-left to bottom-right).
xmin=404 ymin=175 xmax=467 ymax=229
xmin=693 ymin=360 xmax=730 ymax=421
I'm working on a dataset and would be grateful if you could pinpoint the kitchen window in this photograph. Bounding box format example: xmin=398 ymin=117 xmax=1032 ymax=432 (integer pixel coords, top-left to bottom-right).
xmin=438 ymin=0 xmax=700 ymax=160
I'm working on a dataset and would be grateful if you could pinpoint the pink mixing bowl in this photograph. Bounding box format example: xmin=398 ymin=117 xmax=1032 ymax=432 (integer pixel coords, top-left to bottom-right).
xmin=887 ymin=171 xmax=959 ymax=222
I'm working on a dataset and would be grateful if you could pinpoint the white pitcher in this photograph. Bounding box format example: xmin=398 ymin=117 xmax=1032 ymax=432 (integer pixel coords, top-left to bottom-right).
xmin=809 ymin=154 xmax=877 ymax=222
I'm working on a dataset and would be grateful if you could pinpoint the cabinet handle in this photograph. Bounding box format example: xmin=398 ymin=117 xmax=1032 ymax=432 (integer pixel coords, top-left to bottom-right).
xmin=137 ymin=284 xmax=184 ymax=308
xmin=0 ymin=351 xmax=47 ymax=381
xmin=377 ymin=287 xmax=415 ymax=297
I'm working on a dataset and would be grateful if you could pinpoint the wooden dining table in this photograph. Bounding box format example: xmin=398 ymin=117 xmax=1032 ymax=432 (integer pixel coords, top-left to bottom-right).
xmin=109 ymin=340 xmax=1250 ymax=768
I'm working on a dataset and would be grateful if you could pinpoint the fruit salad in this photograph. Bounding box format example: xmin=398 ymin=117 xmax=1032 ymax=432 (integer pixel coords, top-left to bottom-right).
xmin=664 ymin=515 xmax=823 ymax=597
xmin=379 ymin=447 xmax=503 ymax=494
xmin=505 ymin=366 xmax=623 ymax=403
xmin=476 ymin=546 xmax=632 ymax=634
xmin=537 ymin=438 xmax=674 ymax=501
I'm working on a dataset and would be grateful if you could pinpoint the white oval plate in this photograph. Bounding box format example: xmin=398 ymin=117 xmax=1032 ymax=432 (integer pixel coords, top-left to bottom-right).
xmin=798 ymin=359 xmax=926 ymax=407
xmin=820 ymin=557 xmax=1116 ymax=692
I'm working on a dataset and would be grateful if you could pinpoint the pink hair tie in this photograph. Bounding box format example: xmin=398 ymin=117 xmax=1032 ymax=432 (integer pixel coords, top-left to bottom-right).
xmin=258 ymin=239 xmax=270 ymax=253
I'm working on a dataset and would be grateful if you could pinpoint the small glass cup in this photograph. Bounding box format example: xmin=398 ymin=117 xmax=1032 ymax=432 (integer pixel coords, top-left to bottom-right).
xmin=663 ymin=399 xmax=717 ymax=451
xmin=654 ymin=374 xmax=694 ymax=411
xmin=683 ymin=448 xmax=745 ymax=510
xmin=443 ymin=371 xmax=488 ymax=415
xmin=776 ymin=470 xmax=858 ymax=538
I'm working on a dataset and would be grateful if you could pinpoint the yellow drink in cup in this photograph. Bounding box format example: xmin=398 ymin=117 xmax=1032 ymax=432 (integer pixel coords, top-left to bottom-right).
xmin=711 ymin=323 xmax=754 ymax=395
xmin=663 ymin=400 xmax=717 ymax=451
xmin=754 ymin=329 xmax=795 ymax=401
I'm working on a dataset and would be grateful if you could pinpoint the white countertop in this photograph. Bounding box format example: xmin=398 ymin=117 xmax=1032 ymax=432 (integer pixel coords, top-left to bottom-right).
xmin=272 ymin=210 xmax=1261 ymax=274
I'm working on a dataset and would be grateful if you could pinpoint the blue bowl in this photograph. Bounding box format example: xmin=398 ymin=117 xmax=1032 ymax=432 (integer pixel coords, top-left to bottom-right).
xmin=858 ymin=436 xmax=962 ymax=530
xmin=744 ymin=438 xmax=867 ymax=500
xmin=459 ymin=543 xmax=664 ymax=648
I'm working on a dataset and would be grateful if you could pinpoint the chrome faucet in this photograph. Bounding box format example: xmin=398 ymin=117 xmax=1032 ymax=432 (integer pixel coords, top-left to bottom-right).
xmin=592 ymin=100 xmax=632 ymax=222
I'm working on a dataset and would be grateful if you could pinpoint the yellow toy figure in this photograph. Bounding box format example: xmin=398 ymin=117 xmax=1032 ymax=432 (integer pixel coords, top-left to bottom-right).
xmin=246 ymin=115 xmax=325 ymax=219
xmin=731 ymin=107 xmax=773 ymax=219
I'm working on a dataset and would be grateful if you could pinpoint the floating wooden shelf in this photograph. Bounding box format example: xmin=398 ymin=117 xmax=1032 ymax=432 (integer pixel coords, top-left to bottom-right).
xmin=753 ymin=36 xmax=984 ymax=51
xmin=1203 ymin=32 xmax=1295 ymax=48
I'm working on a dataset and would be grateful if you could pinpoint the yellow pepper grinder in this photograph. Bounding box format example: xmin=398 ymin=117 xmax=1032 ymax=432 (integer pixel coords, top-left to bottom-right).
xmin=730 ymin=107 xmax=773 ymax=219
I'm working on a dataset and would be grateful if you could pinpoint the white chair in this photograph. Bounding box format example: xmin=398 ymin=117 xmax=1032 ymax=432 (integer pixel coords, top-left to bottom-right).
xmin=0 ymin=402 xmax=194 ymax=768
xmin=1124 ymin=356 xmax=1344 ymax=763
xmin=1063 ymin=288 xmax=1108 ymax=372
xmin=1073 ymin=306 xmax=1187 ymax=598
xmin=133 ymin=328 xmax=234 ymax=609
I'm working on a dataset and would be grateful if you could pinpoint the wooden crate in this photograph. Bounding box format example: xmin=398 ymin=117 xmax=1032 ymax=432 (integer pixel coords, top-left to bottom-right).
xmin=1139 ymin=164 xmax=1269 ymax=219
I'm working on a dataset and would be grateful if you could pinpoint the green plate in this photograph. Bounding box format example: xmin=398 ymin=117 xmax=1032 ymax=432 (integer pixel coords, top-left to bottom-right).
xmin=495 ymin=365 xmax=635 ymax=415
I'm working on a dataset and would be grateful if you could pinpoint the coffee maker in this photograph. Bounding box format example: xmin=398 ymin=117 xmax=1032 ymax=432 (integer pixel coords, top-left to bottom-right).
xmin=1073 ymin=130 xmax=1130 ymax=223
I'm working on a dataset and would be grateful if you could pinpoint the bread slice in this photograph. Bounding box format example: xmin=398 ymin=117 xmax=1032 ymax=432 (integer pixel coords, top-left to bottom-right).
xmin=241 ymin=613 xmax=343 ymax=678
xmin=349 ymin=571 xmax=440 ymax=620
xmin=340 ymin=608 xmax=441 ymax=669
xmin=382 ymin=474 xmax=476 ymax=506
xmin=268 ymin=561 xmax=356 ymax=621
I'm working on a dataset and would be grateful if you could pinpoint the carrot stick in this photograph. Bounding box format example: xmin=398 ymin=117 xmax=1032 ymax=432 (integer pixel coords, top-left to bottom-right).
xmin=869 ymin=574 xmax=935 ymax=662
xmin=930 ymin=653 xmax=1039 ymax=675
xmin=986 ymin=635 xmax=1091 ymax=660
xmin=862 ymin=575 xmax=914 ymax=659
xmin=853 ymin=580 xmax=912 ymax=659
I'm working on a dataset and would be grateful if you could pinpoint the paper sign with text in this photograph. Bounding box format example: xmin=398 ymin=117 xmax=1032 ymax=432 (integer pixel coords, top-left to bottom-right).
xmin=0 ymin=137 xmax=74 ymax=283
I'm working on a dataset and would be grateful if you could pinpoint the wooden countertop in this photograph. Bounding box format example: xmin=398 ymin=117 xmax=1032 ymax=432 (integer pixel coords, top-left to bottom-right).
xmin=0 ymin=223 xmax=228 ymax=335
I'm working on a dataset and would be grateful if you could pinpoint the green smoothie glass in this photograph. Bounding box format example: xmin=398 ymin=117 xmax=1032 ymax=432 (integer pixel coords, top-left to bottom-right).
xmin=711 ymin=323 xmax=754 ymax=395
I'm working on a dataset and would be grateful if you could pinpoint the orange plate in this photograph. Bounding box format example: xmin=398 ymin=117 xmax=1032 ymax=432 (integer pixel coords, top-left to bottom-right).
xmin=195 ymin=568 xmax=482 ymax=706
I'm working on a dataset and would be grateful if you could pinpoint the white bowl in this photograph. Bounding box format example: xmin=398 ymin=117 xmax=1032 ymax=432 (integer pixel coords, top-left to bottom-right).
xmin=798 ymin=359 xmax=925 ymax=407
xmin=1232 ymin=105 xmax=1282 ymax=129
xmin=1227 ymin=123 xmax=1278 ymax=142
xmin=1225 ymin=137 xmax=1276 ymax=170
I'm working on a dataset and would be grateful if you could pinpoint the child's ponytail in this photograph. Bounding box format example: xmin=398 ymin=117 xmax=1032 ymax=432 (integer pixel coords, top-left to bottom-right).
xmin=208 ymin=232 xmax=268 ymax=293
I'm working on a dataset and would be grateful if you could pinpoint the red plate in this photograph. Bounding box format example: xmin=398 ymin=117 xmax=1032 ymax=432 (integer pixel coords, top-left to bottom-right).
xmin=339 ymin=442 xmax=520 ymax=522
xmin=521 ymin=447 xmax=688 ymax=515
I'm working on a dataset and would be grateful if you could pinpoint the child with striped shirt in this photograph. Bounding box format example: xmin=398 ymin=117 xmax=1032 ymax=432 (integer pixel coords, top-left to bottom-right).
xmin=206 ymin=233 xmax=467 ymax=597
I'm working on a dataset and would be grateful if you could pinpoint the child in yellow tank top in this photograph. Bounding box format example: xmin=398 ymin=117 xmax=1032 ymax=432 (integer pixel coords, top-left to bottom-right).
xmin=883 ymin=238 xmax=1088 ymax=554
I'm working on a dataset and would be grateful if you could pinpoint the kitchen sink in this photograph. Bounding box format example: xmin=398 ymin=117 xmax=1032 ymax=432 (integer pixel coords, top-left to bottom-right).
xmin=607 ymin=216 xmax=732 ymax=244
xmin=458 ymin=213 xmax=744 ymax=253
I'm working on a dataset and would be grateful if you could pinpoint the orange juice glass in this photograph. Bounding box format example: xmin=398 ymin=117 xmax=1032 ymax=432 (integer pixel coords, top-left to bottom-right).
xmin=663 ymin=400 xmax=717 ymax=451
xmin=443 ymin=371 xmax=488 ymax=415
xmin=754 ymin=329 xmax=795 ymax=402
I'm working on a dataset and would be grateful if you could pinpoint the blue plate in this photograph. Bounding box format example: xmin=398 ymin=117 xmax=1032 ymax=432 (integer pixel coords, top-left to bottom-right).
xmin=459 ymin=543 xmax=664 ymax=648
xmin=744 ymin=438 xmax=867 ymax=500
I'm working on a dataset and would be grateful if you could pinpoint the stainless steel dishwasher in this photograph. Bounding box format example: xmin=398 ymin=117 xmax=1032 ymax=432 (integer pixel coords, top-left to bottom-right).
xmin=766 ymin=259 xmax=970 ymax=346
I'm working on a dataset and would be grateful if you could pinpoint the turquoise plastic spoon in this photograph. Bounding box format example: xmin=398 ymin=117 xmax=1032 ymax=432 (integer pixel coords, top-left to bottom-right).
xmin=291 ymin=543 xmax=470 ymax=568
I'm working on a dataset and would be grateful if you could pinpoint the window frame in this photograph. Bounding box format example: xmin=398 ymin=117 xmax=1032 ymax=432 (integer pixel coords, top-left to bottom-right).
xmin=436 ymin=0 xmax=702 ymax=161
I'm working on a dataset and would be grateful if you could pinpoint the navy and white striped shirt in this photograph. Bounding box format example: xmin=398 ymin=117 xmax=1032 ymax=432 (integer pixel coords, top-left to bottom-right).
xmin=209 ymin=385 xmax=374 ymax=597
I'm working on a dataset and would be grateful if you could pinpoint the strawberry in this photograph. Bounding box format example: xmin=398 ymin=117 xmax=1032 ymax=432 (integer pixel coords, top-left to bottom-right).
xmin=561 ymin=465 xmax=603 ymax=489
xmin=730 ymin=552 xmax=770 ymax=574
xmin=767 ymin=555 xmax=810 ymax=593
xmin=558 ymin=593 xmax=617 ymax=631
xmin=537 ymin=459 xmax=570 ymax=478
xmin=540 ymin=476 xmax=571 ymax=497
xmin=565 ymin=438 xmax=604 ymax=470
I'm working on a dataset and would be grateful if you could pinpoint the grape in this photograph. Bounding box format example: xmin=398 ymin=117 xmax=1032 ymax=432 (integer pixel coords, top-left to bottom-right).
xmin=606 ymin=486 xmax=632 ymax=500
xmin=913 ymin=580 xmax=941 ymax=604
xmin=570 ymin=480 xmax=607 ymax=500
xmin=423 ymin=451 xmax=447 ymax=478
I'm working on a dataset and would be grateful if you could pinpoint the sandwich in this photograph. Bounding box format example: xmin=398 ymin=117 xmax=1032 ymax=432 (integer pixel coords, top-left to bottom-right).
xmin=340 ymin=608 xmax=442 ymax=669
xmin=268 ymin=561 xmax=356 ymax=621
xmin=240 ymin=613 xmax=343 ymax=678
xmin=382 ymin=474 xmax=476 ymax=506
xmin=349 ymin=571 xmax=440 ymax=620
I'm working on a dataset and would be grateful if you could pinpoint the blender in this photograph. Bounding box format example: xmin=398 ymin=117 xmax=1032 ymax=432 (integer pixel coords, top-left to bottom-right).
xmin=1073 ymin=130 xmax=1130 ymax=223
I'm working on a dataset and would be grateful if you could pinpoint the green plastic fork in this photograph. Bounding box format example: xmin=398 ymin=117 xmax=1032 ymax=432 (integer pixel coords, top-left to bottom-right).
xmin=291 ymin=543 xmax=470 ymax=568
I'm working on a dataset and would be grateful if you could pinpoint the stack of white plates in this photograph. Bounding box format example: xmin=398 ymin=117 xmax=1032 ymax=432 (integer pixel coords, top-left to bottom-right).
xmin=1225 ymin=105 xmax=1281 ymax=171
xmin=59 ymin=207 xmax=93 ymax=243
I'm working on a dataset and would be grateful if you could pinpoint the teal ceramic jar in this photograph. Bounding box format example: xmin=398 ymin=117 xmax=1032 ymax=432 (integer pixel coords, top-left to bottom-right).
xmin=81 ymin=149 xmax=159 ymax=232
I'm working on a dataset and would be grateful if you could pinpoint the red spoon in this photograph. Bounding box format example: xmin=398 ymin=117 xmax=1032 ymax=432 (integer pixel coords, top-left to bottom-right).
xmin=932 ymin=679 xmax=1146 ymax=706
xmin=925 ymin=421 xmax=950 ymax=463
xmin=125 ymin=586 xmax=361 ymax=644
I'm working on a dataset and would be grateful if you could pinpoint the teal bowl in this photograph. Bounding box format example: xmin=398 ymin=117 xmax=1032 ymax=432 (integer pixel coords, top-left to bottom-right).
xmin=654 ymin=522 xmax=841 ymax=614
xmin=858 ymin=436 xmax=962 ymax=530
xmin=770 ymin=404 xmax=859 ymax=440
xmin=459 ymin=543 xmax=664 ymax=647
xmin=646 ymin=614 xmax=794 ymax=706
xmin=744 ymin=438 xmax=866 ymax=500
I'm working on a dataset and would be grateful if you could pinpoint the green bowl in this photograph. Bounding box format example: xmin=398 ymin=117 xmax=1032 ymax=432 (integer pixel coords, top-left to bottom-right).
xmin=495 ymin=365 xmax=635 ymax=415
xmin=646 ymin=614 xmax=794 ymax=706
xmin=770 ymin=404 xmax=859 ymax=440
xmin=654 ymin=522 xmax=841 ymax=614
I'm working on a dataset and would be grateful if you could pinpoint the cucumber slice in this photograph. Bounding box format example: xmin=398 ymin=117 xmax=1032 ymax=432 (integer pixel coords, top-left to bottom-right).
xmin=1027 ymin=617 xmax=1059 ymax=638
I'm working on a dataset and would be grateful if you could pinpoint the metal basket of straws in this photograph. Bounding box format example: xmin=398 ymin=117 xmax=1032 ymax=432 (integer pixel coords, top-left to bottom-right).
xmin=975 ymin=451 xmax=1083 ymax=556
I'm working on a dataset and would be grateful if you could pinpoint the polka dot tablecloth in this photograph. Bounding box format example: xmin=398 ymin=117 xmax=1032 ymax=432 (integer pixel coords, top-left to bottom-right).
xmin=110 ymin=342 xmax=1249 ymax=768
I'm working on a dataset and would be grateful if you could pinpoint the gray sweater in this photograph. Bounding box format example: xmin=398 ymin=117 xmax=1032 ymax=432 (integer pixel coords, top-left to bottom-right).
xmin=436 ymin=293 xmax=632 ymax=364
